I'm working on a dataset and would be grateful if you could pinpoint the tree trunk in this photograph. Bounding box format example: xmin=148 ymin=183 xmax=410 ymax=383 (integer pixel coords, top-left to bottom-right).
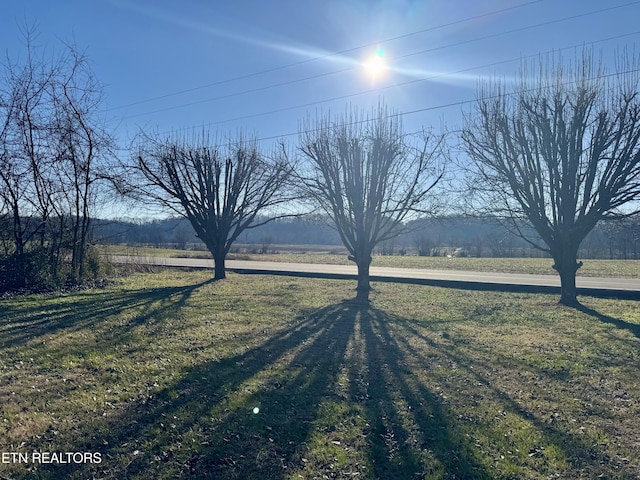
xmin=552 ymin=246 xmax=582 ymax=306
xmin=355 ymin=256 xmax=372 ymax=302
xmin=12 ymin=207 xmax=26 ymax=289
xmin=213 ymin=248 xmax=226 ymax=280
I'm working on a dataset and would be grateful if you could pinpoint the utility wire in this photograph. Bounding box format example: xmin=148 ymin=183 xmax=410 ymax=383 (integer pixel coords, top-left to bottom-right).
xmin=242 ymin=67 xmax=640 ymax=149
xmin=153 ymin=63 xmax=640 ymax=157
xmin=121 ymin=1 xmax=640 ymax=122
xmin=107 ymin=0 xmax=545 ymax=112
xmin=157 ymin=30 xmax=640 ymax=137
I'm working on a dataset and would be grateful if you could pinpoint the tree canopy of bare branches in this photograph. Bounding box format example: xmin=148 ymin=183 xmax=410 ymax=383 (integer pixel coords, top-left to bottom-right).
xmin=124 ymin=131 xmax=295 ymax=279
xmin=462 ymin=52 xmax=640 ymax=305
xmin=298 ymin=105 xmax=446 ymax=301
xmin=0 ymin=26 xmax=114 ymax=290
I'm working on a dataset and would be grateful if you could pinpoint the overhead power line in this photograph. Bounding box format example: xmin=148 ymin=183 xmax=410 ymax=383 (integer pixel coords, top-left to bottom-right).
xmin=107 ymin=0 xmax=545 ymax=112
xmin=121 ymin=1 xmax=640 ymax=123
xmin=157 ymin=29 xmax=640 ymax=138
xmin=203 ymin=65 xmax=640 ymax=152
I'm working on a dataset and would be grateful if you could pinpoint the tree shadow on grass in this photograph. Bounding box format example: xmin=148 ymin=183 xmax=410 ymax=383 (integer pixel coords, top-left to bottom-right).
xmin=0 ymin=279 xmax=213 ymax=349
xmin=357 ymin=305 xmax=491 ymax=479
xmin=392 ymin=315 xmax=640 ymax=478
xmin=24 ymin=301 xmax=356 ymax=479
xmin=576 ymin=303 xmax=640 ymax=339
xmin=17 ymin=295 xmax=637 ymax=479
xmin=22 ymin=299 xmax=499 ymax=480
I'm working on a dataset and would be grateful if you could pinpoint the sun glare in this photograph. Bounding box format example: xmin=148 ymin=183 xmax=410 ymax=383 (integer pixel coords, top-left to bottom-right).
xmin=364 ymin=48 xmax=387 ymax=80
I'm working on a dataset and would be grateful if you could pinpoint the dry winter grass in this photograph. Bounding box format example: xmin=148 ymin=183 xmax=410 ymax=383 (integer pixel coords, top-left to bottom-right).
xmin=97 ymin=244 xmax=640 ymax=278
xmin=0 ymin=270 xmax=639 ymax=479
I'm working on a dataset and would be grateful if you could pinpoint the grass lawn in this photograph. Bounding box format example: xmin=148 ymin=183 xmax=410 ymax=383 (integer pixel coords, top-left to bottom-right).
xmin=96 ymin=244 xmax=640 ymax=278
xmin=1 ymin=270 xmax=639 ymax=479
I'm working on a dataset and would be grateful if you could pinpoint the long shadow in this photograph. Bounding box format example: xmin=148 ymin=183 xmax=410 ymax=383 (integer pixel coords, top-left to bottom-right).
xmin=357 ymin=304 xmax=491 ymax=479
xmin=392 ymin=315 xmax=638 ymax=477
xmin=576 ymin=303 xmax=640 ymax=339
xmin=27 ymin=301 xmax=357 ymax=479
xmin=10 ymin=295 xmax=635 ymax=479
xmin=0 ymin=279 xmax=212 ymax=349
xmin=21 ymin=299 xmax=497 ymax=480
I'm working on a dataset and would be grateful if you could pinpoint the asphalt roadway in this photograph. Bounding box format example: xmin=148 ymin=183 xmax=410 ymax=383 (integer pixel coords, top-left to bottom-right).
xmin=109 ymin=255 xmax=640 ymax=300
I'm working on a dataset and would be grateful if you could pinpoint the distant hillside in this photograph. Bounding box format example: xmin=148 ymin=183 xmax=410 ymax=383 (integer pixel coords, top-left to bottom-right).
xmin=92 ymin=214 xmax=639 ymax=259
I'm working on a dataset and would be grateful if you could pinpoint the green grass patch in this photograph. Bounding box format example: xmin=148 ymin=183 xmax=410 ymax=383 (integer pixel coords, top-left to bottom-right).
xmin=0 ymin=272 xmax=638 ymax=479
xmin=98 ymin=244 xmax=640 ymax=278
xmin=95 ymin=244 xmax=213 ymax=259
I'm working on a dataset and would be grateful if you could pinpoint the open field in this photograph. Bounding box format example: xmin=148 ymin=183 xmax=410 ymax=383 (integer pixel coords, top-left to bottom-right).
xmin=1 ymin=270 xmax=639 ymax=479
xmin=96 ymin=245 xmax=640 ymax=279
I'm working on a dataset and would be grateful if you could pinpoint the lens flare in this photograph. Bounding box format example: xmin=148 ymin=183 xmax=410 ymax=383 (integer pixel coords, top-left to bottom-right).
xmin=364 ymin=48 xmax=387 ymax=79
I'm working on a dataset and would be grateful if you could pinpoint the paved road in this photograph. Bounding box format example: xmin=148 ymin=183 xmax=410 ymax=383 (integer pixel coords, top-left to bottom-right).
xmin=108 ymin=255 xmax=640 ymax=298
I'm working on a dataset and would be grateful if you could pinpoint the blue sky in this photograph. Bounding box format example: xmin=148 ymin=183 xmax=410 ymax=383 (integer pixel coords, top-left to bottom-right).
xmin=2 ymin=0 xmax=640 ymax=152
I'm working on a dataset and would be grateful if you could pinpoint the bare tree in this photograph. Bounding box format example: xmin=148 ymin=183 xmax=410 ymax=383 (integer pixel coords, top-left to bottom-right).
xmin=0 ymin=25 xmax=115 ymax=290
xmin=462 ymin=53 xmax=640 ymax=305
xmin=124 ymin=131 xmax=295 ymax=279
xmin=50 ymin=46 xmax=115 ymax=284
xmin=298 ymin=105 xmax=445 ymax=302
xmin=0 ymin=31 xmax=53 ymax=287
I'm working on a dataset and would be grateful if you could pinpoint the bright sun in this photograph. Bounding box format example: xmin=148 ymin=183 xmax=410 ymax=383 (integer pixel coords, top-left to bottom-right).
xmin=364 ymin=48 xmax=387 ymax=79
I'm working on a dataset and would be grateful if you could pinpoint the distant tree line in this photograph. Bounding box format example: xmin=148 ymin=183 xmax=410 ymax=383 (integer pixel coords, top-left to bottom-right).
xmin=93 ymin=216 xmax=343 ymax=249
xmin=93 ymin=214 xmax=640 ymax=260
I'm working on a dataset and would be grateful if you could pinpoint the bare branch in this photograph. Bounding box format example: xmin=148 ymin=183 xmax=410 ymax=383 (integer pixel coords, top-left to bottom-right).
xmin=297 ymin=104 xmax=446 ymax=301
xmin=120 ymin=130 xmax=296 ymax=279
xmin=462 ymin=50 xmax=640 ymax=305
